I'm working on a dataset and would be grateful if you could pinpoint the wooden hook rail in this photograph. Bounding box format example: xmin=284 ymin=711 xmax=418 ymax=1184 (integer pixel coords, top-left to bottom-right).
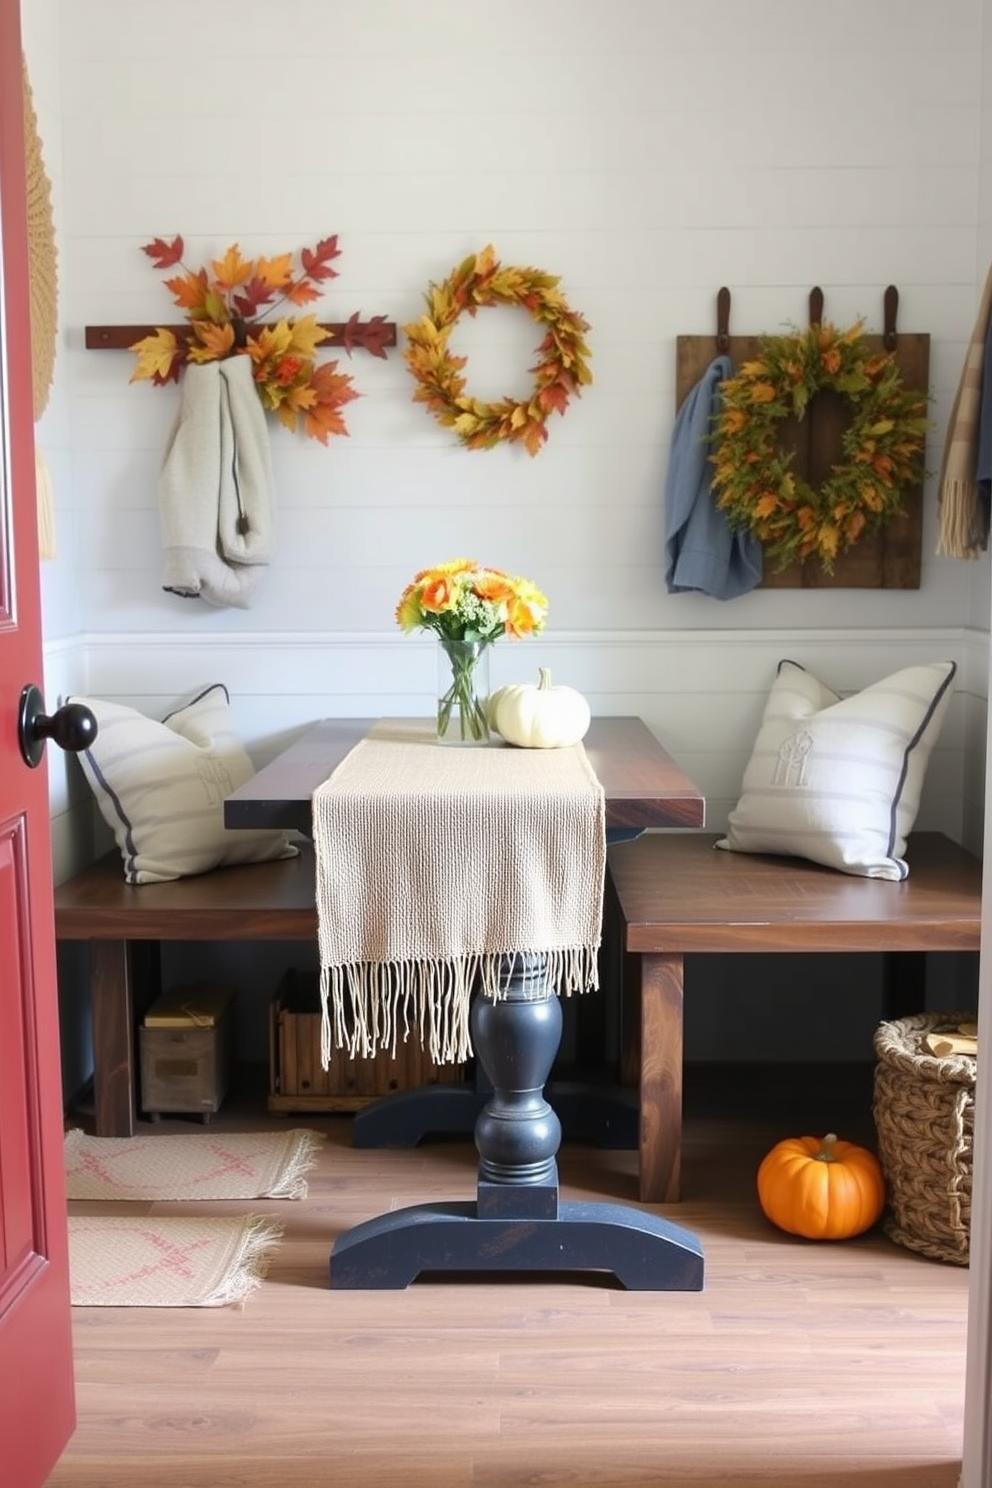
xmin=85 ymin=312 xmax=397 ymax=358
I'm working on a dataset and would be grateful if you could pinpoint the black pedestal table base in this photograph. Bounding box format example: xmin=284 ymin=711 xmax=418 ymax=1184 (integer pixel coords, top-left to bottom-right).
xmin=351 ymin=1074 xmax=639 ymax=1151
xmin=350 ymin=824 xmax=643 ymax=1153
xmin=330 ymin=953 xmax=704 ymax=1292
xmin=330 ymin=1195 xmax=703 ymax=1291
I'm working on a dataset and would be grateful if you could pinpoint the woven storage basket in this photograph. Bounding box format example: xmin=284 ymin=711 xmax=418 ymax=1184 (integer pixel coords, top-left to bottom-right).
xmin=872 ymin=1013 xmax=976 ymax=1265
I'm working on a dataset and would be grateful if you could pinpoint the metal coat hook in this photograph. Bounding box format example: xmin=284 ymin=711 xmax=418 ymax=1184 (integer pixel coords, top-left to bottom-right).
xmin=716 ymin=286 xmax=731 ymax=353
xmin=883 ymin=285 xmax=899 ymax=350
xmin=809 ymin=286 xmax=824 ymax=327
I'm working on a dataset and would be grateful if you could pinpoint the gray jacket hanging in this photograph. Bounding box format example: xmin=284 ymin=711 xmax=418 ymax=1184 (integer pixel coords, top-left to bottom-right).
xmin=663 ymin=353 xmax=762 ymax=600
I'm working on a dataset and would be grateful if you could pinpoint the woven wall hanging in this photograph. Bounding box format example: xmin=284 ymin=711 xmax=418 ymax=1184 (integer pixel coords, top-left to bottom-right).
xmin=22 ymin=53 xmax=57 ymax=558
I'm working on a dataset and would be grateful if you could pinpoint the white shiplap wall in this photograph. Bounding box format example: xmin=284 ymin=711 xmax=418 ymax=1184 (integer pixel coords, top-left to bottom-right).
xmin=49 ymin=0 xmax=989 ymax=644
xmin=31 ymin=0 xmax=992 ymax=1057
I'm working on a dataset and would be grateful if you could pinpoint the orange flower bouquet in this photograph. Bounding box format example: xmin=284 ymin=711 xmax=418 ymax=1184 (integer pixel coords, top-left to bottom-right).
xmin=395 ymin=559 xmax=548 ymax=743
xmin=128 ymin=235 xmax=359 ymax=444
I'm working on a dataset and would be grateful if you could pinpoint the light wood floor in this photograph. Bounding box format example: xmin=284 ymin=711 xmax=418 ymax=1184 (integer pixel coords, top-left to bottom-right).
xmin=48 ymin=1066 xmax=968 ymax=1488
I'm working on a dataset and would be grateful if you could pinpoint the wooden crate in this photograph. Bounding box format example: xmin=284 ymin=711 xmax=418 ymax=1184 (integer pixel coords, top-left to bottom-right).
xmin=268 ymin=969 xmax=464 ymax=1113
xmin=139 ymin=984 xmax=235 ymax=1119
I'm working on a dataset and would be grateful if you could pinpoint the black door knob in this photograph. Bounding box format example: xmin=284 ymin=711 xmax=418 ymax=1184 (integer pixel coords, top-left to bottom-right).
xmin=18 ymin=684 xmax=98 ymax=768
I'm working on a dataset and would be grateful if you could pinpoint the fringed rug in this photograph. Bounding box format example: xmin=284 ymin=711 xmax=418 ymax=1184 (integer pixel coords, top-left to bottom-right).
xmin=65 ymin=1128 xmax=325 ymax=1202
xmin=68 ymin=1214 xmax=282 ymax=1307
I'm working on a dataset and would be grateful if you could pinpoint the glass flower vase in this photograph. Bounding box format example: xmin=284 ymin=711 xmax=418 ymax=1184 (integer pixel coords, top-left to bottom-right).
xmin=436 ymin=638 xmax=491 ymax=746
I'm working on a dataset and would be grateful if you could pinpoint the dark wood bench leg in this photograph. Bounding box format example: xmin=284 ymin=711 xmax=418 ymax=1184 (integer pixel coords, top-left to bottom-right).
xmin=90 ymin=940 xmax=135 ymax=1137
xmin=88 ymin=940 xmax=160 ymax=1137
xmin=638 ymin=951 xmax=684 ymax=1205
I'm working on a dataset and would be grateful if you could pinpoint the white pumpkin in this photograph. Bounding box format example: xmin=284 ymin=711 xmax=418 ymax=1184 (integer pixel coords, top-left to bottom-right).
xmin=486 ymin=684 xmax=512 ymax=731
xmin=493 ymin=667 xmax=591 ymax=749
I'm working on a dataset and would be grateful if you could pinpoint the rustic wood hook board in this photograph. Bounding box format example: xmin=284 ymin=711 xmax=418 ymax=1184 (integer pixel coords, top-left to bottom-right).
xmin=676 ymin=285 xmax=929 ymax=590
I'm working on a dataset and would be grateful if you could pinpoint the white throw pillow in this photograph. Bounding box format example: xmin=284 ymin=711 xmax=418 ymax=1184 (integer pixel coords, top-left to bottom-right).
xmin=71 ymin=683 xmax=298 ymax=884
xmin=717 ymin=659 xmax=957 ymax=880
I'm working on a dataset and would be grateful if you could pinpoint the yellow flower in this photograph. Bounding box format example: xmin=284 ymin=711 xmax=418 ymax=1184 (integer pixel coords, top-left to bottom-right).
xmin=396 ymin=560 xmax=548 ymax=644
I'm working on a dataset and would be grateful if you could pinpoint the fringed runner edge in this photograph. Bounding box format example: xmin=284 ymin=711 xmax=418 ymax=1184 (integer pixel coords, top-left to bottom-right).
xmin=206 ymin=1217 xmax=285 ymax=1306
xmin=262 ymin=1128 xmax=327 ymax=1199
xmin=320 ymin=945 xmax=601 ymax=1068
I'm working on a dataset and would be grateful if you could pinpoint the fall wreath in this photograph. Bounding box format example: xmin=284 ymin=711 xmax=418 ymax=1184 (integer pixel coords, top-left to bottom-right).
xmin=709 ymin=320 xmax=928 ymax=572
xmin=403 ymin=244 xmax=592 ymax=456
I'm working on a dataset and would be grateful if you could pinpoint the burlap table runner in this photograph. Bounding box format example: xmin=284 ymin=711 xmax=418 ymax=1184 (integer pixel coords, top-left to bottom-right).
xmin=312 ymin=720 xmax=606 ymax=1067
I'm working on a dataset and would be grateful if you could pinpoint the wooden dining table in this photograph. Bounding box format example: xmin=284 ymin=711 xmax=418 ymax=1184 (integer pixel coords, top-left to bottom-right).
xmin=224 ymin=715 xmax=706 ymax=1290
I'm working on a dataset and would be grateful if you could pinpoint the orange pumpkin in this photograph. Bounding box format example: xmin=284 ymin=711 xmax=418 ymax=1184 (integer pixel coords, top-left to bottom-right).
xmin=756 ymin=1133 xmax=885 ymax=1240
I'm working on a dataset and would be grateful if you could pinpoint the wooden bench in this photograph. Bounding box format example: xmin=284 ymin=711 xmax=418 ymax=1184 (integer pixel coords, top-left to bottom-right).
xmin=54 ymin=845 xmax=318 ymax=1137
xmin=605 ymin=831 xmax=984 ymax=1205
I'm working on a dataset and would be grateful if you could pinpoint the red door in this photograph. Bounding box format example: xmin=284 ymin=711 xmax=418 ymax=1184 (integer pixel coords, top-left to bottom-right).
xmin=0 ymin=0 xmax=77 ymax=1481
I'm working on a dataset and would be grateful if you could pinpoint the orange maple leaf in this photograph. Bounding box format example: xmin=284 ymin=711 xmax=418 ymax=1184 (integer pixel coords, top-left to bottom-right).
xmin=310 ymin=360 xmax=360 ymax=406
xmin=253 ymin=253 xmax=293 ymax=290
xmin=247 ymin=320 xmax=293 ymax=365
xmin=164 ymin=269 xmax=211 ymax=312
xmin=302 ymin=401 xmax=351 ymax=444
xmin=284 ymin=280 xmax=322 ymax=308
xmin=187 ymin=322 xmax=236 ymax=363
xmin=211 ymin=244 xmax=254 ymax=292
xmin=300 ymin=361 xmax=360 ymax=444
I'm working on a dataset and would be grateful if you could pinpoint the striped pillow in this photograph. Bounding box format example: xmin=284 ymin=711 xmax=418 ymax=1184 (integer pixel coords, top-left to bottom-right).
xmin=71 ymin=683 xmax=298 ymax=884
xmin=717 ymin=659 xmax=957 ymax=880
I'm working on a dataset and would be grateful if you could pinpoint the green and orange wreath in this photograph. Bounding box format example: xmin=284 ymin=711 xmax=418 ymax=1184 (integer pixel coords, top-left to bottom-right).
xmin=709 ymin=320 xmax=929 ymax=572
xmin=403 ymin=244 xmax=592 ymax=456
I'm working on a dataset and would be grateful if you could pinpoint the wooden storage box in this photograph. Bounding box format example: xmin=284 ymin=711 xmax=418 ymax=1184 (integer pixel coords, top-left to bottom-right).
xmin=269 ymin=968 xmax=464 ymax=1113
xmin=139 ymin=983 xmax=235 ymax=1120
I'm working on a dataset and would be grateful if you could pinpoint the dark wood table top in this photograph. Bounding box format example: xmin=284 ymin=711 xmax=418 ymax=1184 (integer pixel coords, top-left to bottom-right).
xmin=224 ymin=716 xmax=705 ymax=835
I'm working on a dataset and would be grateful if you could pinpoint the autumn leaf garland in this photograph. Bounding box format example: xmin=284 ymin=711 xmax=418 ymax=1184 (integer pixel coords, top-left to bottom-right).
xmin=129 ymin=235 xmax=360 ymax=444
xmin=403 ymin=245 xmax=592 ymax=456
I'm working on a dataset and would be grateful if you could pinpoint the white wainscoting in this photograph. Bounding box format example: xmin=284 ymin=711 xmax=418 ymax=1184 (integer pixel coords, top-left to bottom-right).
xmin=68 ymin=623 xmax=985 ymax=833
